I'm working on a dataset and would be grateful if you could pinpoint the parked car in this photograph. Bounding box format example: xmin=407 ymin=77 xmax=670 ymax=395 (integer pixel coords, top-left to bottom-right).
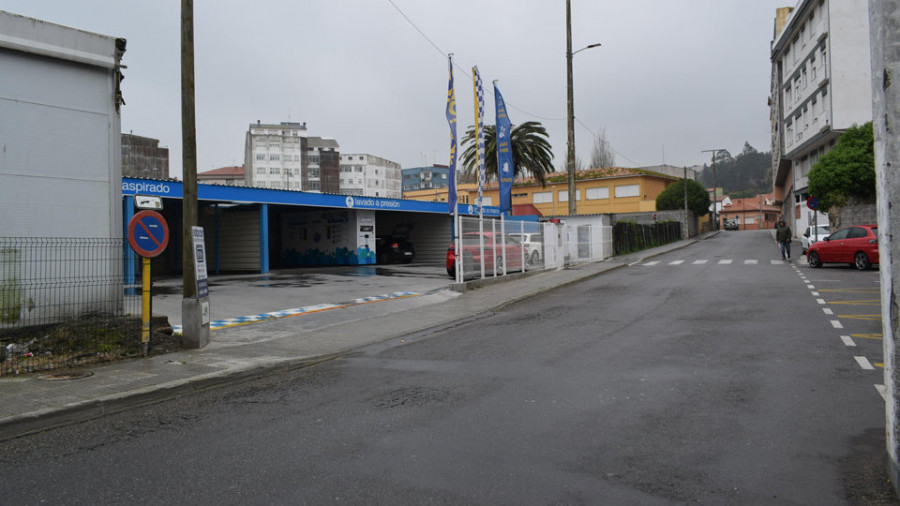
xmin=801 ymin=225 xmax=830 ymax=254
xmin=806 ymin=224 xmax=878 ymax=270
xmin=508 ymin=232 xmax=543 ymax=265
xmin=446 ymin=231 xmax=525 ymax=277
xmin=723 ymin=219 xmax=739 ymax=230
xmin=376 ymin=224 xmax=415 ymax=264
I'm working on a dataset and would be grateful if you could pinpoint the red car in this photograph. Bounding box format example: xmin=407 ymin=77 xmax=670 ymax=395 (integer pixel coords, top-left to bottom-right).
xmin=446 ymin=231 xmax=525 ymax=277
xmin=806 ymin=224 xmax=879 ymax=270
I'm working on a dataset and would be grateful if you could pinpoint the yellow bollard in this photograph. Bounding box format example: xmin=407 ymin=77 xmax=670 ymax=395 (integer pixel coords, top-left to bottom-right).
xmin=141 ymin=257 xmax=151 ymax=356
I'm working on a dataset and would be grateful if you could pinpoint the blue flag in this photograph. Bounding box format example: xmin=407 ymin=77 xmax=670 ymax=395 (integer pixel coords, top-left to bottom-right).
xmin=494 ymin=82 xmax=513 ymax=214
xmin=446 ymin=55 xmax=458 ymax=215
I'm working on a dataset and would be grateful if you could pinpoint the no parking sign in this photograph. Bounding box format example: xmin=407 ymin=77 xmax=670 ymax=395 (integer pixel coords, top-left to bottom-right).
xmin=128 ymin=210 xmax=169 ymax=258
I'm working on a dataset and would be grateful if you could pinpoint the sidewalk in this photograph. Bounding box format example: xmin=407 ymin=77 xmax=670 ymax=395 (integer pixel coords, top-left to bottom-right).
xmin=0 ymin=234 xmax=713 ymax=441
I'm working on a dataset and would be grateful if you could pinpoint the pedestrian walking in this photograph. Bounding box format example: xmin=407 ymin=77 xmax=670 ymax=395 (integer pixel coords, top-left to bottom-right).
xmin=776 ymin=220 xmax=792 ymax=260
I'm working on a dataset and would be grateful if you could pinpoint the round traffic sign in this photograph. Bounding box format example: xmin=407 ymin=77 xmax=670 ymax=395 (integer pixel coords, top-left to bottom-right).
xmin=806 ymin=196 xmax=820 ymax=210
xmin=128 ymin=210 xmax=169 ymax=258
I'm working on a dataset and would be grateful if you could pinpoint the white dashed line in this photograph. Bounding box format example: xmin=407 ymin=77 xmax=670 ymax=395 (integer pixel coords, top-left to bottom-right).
xmin=692 ymin=260 xmax=708 ymax=264
xmin=840 ymin=335 xmax=856 ymax=347
xmin=718 ymin=259 xmax=733 ymax=265
xmin=807 ymin=284 xmax=815 ymax=289
xmin=811 ymin=291 xmax=820 ymax=296
xmin=744 ymin=259 xmax=758 ymax=265
xmin=669 ymin=260 xmax=685 ymax=265
xmin=823 ymin=308 xmax=833 ymax=315
xmin=770 ymin=259 xmax=784 ymax=265
xmin=855 ymin=356 xmax=875 ymax=370
xmin=876 ymin=385 xmax=886 ymax=400
xmin=831 ymin=320 xmax=844 ymax=329
xmin=816 ymin=298 xmax=826 ymax=305
xmin=642 ymin=261 xmax=660 ymax=266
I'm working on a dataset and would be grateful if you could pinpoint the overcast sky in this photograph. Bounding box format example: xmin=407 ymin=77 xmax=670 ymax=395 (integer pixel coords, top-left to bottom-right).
xmin=5 ymin=0 xmax=793 ymax=179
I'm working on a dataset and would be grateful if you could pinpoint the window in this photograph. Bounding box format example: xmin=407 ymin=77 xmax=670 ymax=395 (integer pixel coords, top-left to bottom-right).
xmin=256 ymin=153 xmax=265 ymax=161
xmin=308 ymin=181 xmax=320 ymax=191
xmin=558 ymin=190 xmax=580 ymax=202
xmin=270 ymin=154 xmax=280 ymax=161
xmin=614 ymin=184 xmax=640 ymax=198
xmin=810 ymin=56 xmax=817 ymax=80
xmin=283 ymin=168 xmax=292 ymax=176
xmin=256 ymin=167 xmax=265 ymax=174
xmin=586 ymin=187 xmax=610 ymax=200
xmin=270 ymin=167 xmax=280 ymax=174
xmin=533 ymin=191 xmax=552 ymax=204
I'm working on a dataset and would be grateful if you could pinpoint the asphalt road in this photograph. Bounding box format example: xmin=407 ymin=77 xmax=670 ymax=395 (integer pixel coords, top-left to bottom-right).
xmin=0 ymin=231 xmax=893 ymax=505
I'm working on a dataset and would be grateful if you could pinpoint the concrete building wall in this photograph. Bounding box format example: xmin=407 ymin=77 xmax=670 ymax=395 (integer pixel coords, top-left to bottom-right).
xmin=122 ymin=134 xmax=169 ymax=179
xmin=340 ymin=153 xmax=402 ymax=198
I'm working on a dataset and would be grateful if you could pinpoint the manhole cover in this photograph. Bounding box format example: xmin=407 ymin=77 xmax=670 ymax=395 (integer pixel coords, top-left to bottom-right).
xmin=38 ymin=371 xmax=94 ymax=381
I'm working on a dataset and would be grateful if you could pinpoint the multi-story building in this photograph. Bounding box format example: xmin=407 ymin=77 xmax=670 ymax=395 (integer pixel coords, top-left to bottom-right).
xmin=122 ymin=133 xmax=169 ymax=179
xmin=198 ymin=165 xmax=245 ymax=186
xmin=339 ymin=154 xmax=402 ymax=198
xmin=402 ymin=165 xmax=450 ymax=193
xmin=769 ymin=0 xmax=872 ymax=234
xmin=243 ymin=121 xmax=340 ymax=193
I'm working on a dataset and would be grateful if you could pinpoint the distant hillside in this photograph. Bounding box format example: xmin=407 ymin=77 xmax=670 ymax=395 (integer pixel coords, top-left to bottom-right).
xmin=698 ymin=142 xmax=772 ymax=198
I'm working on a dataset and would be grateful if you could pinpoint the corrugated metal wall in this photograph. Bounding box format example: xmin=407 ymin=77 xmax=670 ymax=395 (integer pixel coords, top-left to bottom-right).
xmin=217 ymin=207 xmax=260 ymax=271
xmin=376 ymin=212 xmax=451 ymax=265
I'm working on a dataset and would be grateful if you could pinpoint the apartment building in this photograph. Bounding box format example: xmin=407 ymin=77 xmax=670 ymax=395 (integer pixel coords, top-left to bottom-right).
xmin=243 ymin=121 xmax=340 ymax=193
xmin=401 ymin=165 xmax=451 ymax=193
xmin=339 ymin=154 xmax=402 ymax=198
xmin=769 ymin=0 xmax=872 ymax=234
xmin=198 ymin=165 xmax=245 ymax=186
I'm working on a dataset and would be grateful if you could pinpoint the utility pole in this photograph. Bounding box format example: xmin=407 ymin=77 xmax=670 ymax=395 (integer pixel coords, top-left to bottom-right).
xmin=683 ymin=166 xmax=688 ymax=239
xmin=702 ymin=149 xmax=724 ymax=232
xmin=180 ymin=0 xmax=208 ymax=348
xmin=565 ymin=0 xmax=576 ymax=216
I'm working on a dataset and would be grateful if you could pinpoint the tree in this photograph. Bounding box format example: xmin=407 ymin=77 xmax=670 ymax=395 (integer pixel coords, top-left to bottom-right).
xmin=461 ymin=121 xmax=555 ymax=187
xmin=590 ymin=127 xmax=615 ymax=168
xmin=656 ymin=179 xmax=710 ymax=216
xmin=807 ymin=122 xmax=875 ymax=213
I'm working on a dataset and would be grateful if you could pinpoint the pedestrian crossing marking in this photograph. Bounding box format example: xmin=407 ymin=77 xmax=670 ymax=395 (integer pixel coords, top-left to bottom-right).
xmin=718 ymin=259 xmax=733 ymax=264
xmin=692 ymin=260 xmax=708 ymax=264
xmin=744 ymin=259 xmax=758 ymax=265
xmin=855 ymin=356 xmax=875 ymax=370
xmin=635 ymin=258 xmax=808 ymax=267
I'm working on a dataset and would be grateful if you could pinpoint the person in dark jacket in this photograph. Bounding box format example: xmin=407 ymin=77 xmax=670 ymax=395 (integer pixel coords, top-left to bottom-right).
xmin=776 ymin=220 xmax=792 ymax=260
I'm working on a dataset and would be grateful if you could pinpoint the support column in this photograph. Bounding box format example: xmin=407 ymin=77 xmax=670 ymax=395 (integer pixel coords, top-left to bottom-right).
xmin=870 ymin=0 xmax=900 ymax=494
xmin=259 ymin=203 xmax=269 ymax=274
xmin=123 ymin=196 xmax=136 ymax=295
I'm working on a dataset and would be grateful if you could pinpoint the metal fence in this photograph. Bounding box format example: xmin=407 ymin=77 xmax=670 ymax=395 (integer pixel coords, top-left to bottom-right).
xmin=612 ymin=220 xmax=682 ymax=256
xmin=451 ymin=216 xmax=546 ymax=281
xmin=0 ymin=237 xmax=142 ymax=375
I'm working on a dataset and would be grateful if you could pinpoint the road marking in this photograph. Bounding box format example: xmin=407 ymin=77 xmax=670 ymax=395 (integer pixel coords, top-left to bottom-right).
xmin=718 ymin=259 xmax=733 ymax=264
xmin=642 ymin=261 xmax=660 ymax=266
xmin=669 ymin=260 xmax=685 ymax=265
xmin=839 ymin=314 xmax=882 ymax=322
xmin=811 ymin=291 xmax=820 ymax=296
xmin=823 ymin=308 xmax=833 ymax=315
xmin=877 ymin=385 xmax=886 ymax=400
xmin=851 ymin=333 xmax=883 ymax=340
xmin=831 ymin=320 xmax=844 ymax=329
xmin=816 ymin=298 xmax=826 ymax=305
xmin=828 ymin=299 xmax=880 ymax=306
xmin=744 ymin=259 xmax=758 ymax=265
xmin=692 ymin=259 xmax=708 ymax=264
xmin=840 ymin=335 xmax=856 ymax=347
xmin=818 ymin=288 xmax=879 ymax=294
xmin=855 ymin=356 xmax=875 ymax=370
xmin=807 ymin=284 xmax=815 ymax=289
xmin=770 ymin=259 xmax=784 ymax=265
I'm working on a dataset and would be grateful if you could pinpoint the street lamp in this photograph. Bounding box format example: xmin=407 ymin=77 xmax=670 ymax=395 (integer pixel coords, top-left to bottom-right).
xmin=702 ymin=149 xmax=725 ymax=231
xmin=566 ymin=0 xmax=600 ymax=215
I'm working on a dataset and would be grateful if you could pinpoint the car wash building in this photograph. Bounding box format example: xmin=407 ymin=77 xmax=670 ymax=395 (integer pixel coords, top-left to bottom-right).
xmin=122 ymin=178 xmax=514 ymax=277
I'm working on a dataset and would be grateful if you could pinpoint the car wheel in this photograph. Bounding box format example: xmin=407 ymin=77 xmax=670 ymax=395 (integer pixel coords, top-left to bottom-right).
xmin=495 ymin=255 xmax=506 ymax=276
xmin=446 ymin=261 xmax=455 ymax=278
xmin=854 ymin=252 xmax=871 ymax=271
xmin=808 ymin=251 xmax=822 ymax=268
xmin=529 ymin=251 xmax=540 ymax=266
xmin=801 ymin=247 xmax=807 ymax=255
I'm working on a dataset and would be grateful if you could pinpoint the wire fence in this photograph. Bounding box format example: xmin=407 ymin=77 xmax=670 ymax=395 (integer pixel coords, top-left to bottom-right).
xmin=613 ymin=221 xmax=682 ymax=256
xmin=452 ymin=217 xmax=544 ymax=281
xmin=0 ymin=237 xmax=143 ymax=375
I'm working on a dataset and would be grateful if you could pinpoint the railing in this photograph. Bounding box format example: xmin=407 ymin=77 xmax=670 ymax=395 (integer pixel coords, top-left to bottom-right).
xmin=613 ymin=221 xmax=682 ymax=256
xmin=0 ymin=237 xmax=142 ymax=375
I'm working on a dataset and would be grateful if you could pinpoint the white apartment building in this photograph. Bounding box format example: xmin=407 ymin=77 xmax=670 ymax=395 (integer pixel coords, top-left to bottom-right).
xmin=244 ymin=121 xmax=340 ymax=193
xmin=770 ymin=0 xmax=872 ymax=233
xmin=339 ymin=154 xmax=402 ymax=198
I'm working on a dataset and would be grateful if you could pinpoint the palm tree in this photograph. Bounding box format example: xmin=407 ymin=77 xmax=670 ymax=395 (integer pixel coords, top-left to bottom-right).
xmin=460 ymin=120 xmax=555 ymax=187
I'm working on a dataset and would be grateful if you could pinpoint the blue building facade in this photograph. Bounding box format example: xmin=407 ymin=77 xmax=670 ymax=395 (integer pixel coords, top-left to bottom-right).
xmin=402 ymin=165 xmax=450 ymax=193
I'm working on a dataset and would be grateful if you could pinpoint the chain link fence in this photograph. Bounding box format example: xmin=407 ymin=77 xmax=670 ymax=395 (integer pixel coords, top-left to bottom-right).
xmin=0 ymin=237 xmax=144 ymax=375
xmin=450 ymin=217 xmax=545 ymax=281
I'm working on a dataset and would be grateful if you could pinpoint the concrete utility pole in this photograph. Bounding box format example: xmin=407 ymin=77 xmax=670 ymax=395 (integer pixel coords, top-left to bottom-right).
xmin=565 ymin=0 xmax=576 ymax=216
xmin=180 ymin=0 xmax=208 ymax=348
xmin=869 ymin=0 xmax=900 ymax=495
xmin=683 ymin=166 xmax=689 ymax=239
xmin=702 ymin=149 xmax=724 ymax=231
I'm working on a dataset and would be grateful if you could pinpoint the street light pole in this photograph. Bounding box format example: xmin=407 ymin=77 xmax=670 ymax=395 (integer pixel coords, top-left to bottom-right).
xmin=702 ymin=149 xmax=725 ymax=231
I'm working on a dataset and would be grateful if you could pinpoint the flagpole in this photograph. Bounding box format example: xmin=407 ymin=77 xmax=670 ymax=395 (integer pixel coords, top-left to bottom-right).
xmin=473 ymin=65 xmax=485 ymax=279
